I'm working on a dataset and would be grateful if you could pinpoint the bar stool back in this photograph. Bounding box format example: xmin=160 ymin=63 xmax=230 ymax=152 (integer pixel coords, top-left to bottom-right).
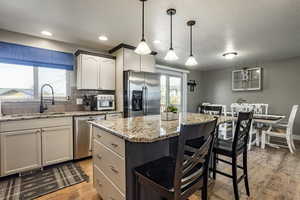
xmin=134 ymin=119 xmax=218 ymax=200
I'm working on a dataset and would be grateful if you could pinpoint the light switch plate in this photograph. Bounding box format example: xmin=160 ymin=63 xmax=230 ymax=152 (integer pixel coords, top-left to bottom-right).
xmin=76 ymin=98 xmax=83 ymax=105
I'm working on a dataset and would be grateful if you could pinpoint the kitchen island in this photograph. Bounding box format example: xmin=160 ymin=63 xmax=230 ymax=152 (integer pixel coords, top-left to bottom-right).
xmin=90 ymin=113 xmax=230 ymax=200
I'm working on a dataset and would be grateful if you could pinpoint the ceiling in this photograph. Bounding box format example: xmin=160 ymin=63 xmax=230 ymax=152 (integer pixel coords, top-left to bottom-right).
xmin=0 ymin=0 xmax=299 ymax=70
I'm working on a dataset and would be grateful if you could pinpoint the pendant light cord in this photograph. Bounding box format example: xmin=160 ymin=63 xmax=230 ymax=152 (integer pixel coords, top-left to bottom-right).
xmin=142 ymin=1 xmax=145 ymax=41
xmin=190 ymin=25 xmax=193 ymax=56
xmin=170 ymin=13 xmax=173 ymax=49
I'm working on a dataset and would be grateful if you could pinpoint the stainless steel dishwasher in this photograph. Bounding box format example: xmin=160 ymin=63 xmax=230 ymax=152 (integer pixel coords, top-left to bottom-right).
xmin=73 ymin=115 xmax=105 ymax=159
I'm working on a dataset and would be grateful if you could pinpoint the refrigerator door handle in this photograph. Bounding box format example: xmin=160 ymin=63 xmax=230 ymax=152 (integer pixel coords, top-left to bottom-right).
xmin=145 ymin=86 xmax=148 ymax=114
xmin=142 ymin=86 xmax=146 ymax=115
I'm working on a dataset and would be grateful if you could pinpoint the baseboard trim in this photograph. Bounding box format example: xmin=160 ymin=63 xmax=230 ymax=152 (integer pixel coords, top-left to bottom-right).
xmin=293 ymin=135 xmax=300 ymax=141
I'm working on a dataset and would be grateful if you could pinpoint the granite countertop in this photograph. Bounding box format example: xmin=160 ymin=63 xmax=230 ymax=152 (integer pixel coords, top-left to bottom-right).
xmin=90 ymin=113 xmax=232 ymax=143
xmin=0 ymin=111 xmax=122 ymax=122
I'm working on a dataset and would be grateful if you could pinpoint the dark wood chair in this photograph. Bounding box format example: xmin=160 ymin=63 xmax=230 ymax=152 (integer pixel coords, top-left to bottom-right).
xmin=134 ymin=119 xmax=218 ymax=200
xmin=200 ymin=105 xmax=223 ymax=116
xmin=212 ymin=112 xmax=253 ymax=200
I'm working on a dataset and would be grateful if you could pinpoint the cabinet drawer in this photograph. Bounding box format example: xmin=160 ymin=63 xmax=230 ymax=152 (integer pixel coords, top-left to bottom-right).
xmin=94 ymin=166 xmax=125 ymax=200
xmin=106 ymin=113 xmax=123 ymax=120
xmin=93 ymin=139 xmax=125 ymax=193
xmin=0 ymin=117 xmax=72 ymax=132
xmin=93 ymin=127 xmax=125 ymax=157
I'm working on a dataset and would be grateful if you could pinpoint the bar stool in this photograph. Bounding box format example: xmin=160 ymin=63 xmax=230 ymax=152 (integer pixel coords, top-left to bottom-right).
xmin=134 ymin=119 xmax=218 ymax=200
xmin=212 ymin=112 xmax=253 ymax=200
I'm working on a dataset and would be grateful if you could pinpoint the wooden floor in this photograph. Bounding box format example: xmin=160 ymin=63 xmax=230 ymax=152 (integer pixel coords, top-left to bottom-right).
xmin=37 ymin=144 xmax=300 ymax=200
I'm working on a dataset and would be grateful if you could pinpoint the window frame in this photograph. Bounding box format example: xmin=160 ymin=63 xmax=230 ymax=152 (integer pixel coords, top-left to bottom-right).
xmin=0 ymin=63 xmax=71 ymax=102
xmin=160 ymin=73 xmax=183 ymax=111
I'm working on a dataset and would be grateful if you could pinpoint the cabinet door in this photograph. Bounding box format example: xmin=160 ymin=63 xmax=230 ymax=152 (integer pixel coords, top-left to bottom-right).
xmin=99 ymin=58 xmax=116 ymax=90
xmin=42 ymin=126 xmax=73 ymax=166
xmin=123 ymin=48 xmax=140 ymax=71
xmin=80 ymin=54 xmax=101 ymax=89
xmin=141 ymin=54 xmax=156 ymax=73
xmin=1 ymin=129 xmax=42 ymax=175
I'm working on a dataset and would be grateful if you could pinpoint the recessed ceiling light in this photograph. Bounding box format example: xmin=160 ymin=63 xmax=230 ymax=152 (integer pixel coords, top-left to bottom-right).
xmin=98 ymin=35 xmax=108 ymax=41
xmin=223 ymin=52 xmax=238 ymax=59
xmin=41 ymin=31 xmax=52 ymax=36
xmin=153 ymin=40 xmax=160 ymax=44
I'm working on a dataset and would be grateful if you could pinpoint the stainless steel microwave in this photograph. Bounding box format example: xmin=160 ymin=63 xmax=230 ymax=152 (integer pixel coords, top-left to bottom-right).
xmin=91 ymin=94 xmax=115 ymax=111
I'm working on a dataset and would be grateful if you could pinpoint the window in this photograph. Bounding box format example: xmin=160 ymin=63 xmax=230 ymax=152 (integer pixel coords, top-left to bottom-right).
xmin=0 ymin=63 xmax=69 ymax=100
xmin=38 ymin=67 xmax=67 ymax=98
xmin=160 ymin=74 xmax=182 ymax=112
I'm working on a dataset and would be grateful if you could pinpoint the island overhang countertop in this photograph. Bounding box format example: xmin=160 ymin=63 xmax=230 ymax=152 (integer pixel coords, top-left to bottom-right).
xmin=90 ymin=113 xmax=232 ymax=143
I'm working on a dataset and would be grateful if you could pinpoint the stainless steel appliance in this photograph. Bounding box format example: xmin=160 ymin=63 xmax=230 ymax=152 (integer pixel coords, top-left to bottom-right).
xmin=91 ymin=94 xmax=115 ymax=111
xmin=124 ymin=71 xmax=160 ymax=117
xmin=74 ymin=115 xmax=105 ymax=159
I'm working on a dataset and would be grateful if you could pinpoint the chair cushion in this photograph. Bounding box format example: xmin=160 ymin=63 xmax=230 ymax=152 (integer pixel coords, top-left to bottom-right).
xmin=213 ymin=139 xmax=244 ymax=156
xmin=135 ymin=156 xmax=176 ymax=190
xmin=135 ymin=156 xmax=205 ymax=191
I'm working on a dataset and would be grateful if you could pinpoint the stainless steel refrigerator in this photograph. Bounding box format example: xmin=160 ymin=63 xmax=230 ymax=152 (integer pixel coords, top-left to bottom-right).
xmin=124 ymin=71 xmax=161 ymax=117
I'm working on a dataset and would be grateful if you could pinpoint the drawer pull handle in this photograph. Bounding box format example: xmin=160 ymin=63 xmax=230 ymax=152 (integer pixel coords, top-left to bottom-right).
xmin=109 ymin=165 xmax=119 ymax=174
xmin=97 ymin=179 xmax=102 ymax=187
xmin=96 ymin=154 xmax=102 ymax=160
xmin=111 ymin=143 xmax=118 ymax=148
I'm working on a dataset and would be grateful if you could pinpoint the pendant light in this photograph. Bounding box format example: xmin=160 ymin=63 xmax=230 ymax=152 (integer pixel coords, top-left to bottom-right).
xmin=135 ymin=0 xmax=151 ymax=55
xmin=185 ymin=20 xmax=198 ymax=66
xmin=164 ymin=8 xmax=178 ymax=61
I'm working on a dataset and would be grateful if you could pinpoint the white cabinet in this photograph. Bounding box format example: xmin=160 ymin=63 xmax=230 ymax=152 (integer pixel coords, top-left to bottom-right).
xmin=77 ymin=54 xmax=116 ymax=90
xmin=99 ymin=58 xmax=116 ymax=90
xmin=123 ymin=48 xmax=140 ymax=71
xmin=141 ymin=54 xmax=156 ymax=73
xmin=77 ymin=54 xmax=101 ymax=90
xmin=1 ymin=129 xmax=42 ymax=176
xmin=42 ymin=126 xmax=73 ymax=166
xmin=122 ymin=48 xmax=156 ymax=72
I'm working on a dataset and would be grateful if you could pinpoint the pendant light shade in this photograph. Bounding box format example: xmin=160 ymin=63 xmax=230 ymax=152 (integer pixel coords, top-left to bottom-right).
xmin=164 ymin=8 xmax=178 ymax=61
xmin=185 ymin=20 xmax=197 ymax=66
xmin=165 ymin=48 xmax=178 ymax=61
xmin=135 ymin=0 xmax=151 ymax=55
xmin=185 ymin=55 xmax=198 ymax=66
xmin=135 ymin=39 xmax=151 ymax=55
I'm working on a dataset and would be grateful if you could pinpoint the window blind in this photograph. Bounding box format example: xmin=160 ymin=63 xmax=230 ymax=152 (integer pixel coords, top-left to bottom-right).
xmin=0 ymin=41 xmax=74 ymax=70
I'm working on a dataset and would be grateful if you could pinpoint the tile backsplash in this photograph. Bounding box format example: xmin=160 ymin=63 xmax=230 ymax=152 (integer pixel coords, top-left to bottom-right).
xmin=1 ymin=87 xmax=115 ymax=115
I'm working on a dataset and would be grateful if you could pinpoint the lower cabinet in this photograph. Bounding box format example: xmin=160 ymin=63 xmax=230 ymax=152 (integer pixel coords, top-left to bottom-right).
xmin=0 ymin=117 xmax=73 ymax=176
xmin=42 ymin=126 xmax=73 ymax=166
xmin=1 ymin=129 xmax=42 ymax=176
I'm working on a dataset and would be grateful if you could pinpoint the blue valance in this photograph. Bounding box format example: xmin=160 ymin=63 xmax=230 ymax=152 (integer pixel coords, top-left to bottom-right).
xmin=0 ymin=41 xmax=74 ymax=70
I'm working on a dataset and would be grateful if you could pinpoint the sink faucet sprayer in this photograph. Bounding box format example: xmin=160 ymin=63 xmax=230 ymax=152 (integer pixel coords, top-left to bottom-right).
xmin=40 ymin=84 xmax=55 ymax=113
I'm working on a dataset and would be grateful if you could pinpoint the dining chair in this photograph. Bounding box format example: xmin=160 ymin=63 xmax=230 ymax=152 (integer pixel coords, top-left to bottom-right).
xmin=247 ymin=103 xmax=269 ymax=150
xmin=134 ymin=119 xmax=217 ymax=200
xmin=231 ymin=103 xmax=259 ymax=150
xmin=212 ymin=112 xmax=253 ymax=200
xmin=261 ymin=105 xmax=298 ymax=153
xmin=200 ymin=105 xmax=223 ymax=116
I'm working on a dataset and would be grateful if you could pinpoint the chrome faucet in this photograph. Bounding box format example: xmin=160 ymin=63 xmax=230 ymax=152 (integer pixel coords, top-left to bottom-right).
xmin=40 ymin=84 xmax=55 ymax=113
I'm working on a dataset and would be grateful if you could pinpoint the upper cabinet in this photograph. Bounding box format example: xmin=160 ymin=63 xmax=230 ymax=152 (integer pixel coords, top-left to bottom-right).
xmin=109 ymin=44 xmax=156 ymax=73
xmin=99 ymin=58 xmax=116 ymax=90
xmin=76 ymin=51 xmax=116 ymax=90
xmin=123 ymin=48 xmax=141 ymax=71
xmin=141 ymin=54 xmax=156 ymax=73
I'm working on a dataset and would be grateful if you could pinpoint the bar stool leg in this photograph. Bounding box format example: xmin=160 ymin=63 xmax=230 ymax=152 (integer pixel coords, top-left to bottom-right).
xmin=213 ymin=152 xmax=217 ymax=180
xmin=135 ymin=176 xmax=140 ymax=200
xmin=243 ymin=150 xmax=250 ymax=196
xmin=202 ymin=168 xmax=208 ymax=200
xmin=232 ymin=156 xmax=239 ymax=200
